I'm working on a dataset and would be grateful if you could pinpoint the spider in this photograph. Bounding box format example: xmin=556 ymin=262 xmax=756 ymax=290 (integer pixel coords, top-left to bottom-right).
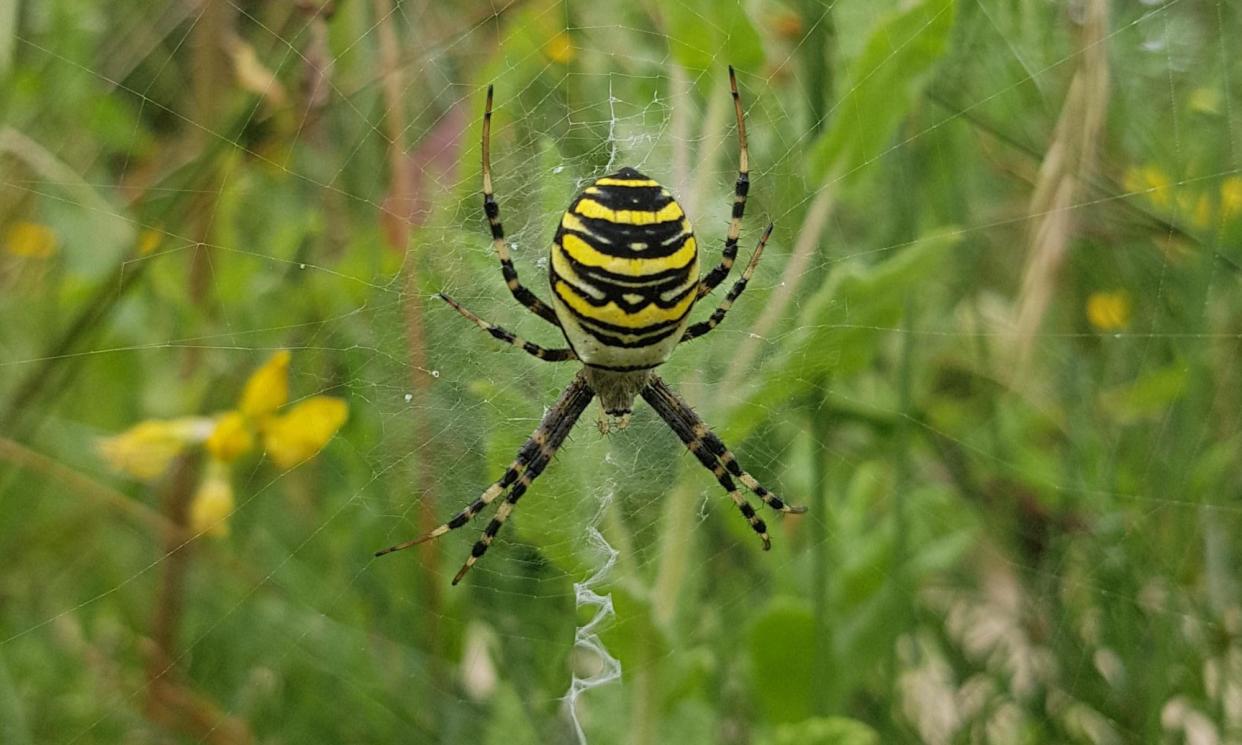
xmin=376 ymin=67 xmax=806 ymax=585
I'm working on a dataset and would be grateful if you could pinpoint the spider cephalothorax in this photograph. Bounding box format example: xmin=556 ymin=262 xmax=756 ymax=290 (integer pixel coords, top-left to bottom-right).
xmin=377 ymin=67 xmax=805 ymax=585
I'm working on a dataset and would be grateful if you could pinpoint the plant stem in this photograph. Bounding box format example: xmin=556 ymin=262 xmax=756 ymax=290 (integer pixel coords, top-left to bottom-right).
xmin=723 ymin=187 xmax=837 ymax=391
xmin=372 ymin=0 xmax=443 ymax=656
xmin=800 ymin=0 xmax=833 ymax=136
xmin=809 ymin=377 xmax=833 ymax=714
xmin=890 ymin=295 xmax=916 ymax=697
xmin=0 ymin=436 xmax=175 ymax=536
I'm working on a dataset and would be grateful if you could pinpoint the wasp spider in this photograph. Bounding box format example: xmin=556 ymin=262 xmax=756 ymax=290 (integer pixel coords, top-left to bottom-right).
xmin=377 ymin=67 xmax=806 ymax=585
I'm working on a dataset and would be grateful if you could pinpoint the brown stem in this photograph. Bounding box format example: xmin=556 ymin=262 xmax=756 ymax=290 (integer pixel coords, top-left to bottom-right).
xmin=722 ymin=186 xmax=838 ymax=391
xmin=372 ymin=0 xmax=442 ymax=653
xmin=145 ymin=456 xmax=197 ymax=687
xmin=140 ymin=455 xmax=252 ymax=744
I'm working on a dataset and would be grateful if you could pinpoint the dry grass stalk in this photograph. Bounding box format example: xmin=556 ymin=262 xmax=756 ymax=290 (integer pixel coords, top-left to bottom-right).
xmin=723 ymin=186 xmax=838 ymax=391
xmin=371 ymin=0 xmax=444 ymax=650
xmin=1011 ymin=0 xmax=1111 ymax=365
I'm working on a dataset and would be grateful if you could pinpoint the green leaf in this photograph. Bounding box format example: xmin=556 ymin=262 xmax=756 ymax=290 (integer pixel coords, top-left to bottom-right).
xmin=726 ymin=228 xmax=961 ymax=441
xmin=748 ymin=596 xmax=815 ymax=722
xmin=763 ymin=717 xmax=881 ymax=745
xmin=1100 ymin=365 xmax=1188 ymax=423
xmin=483 ymin=684 xmax=544 ymax=745
xmin=807 ymin=0 xmax=956 ymax=185
xmin=0 ymin=652 xmax=32 ymax=745
xmin=665 ymin=0 xmax=764 ymax=73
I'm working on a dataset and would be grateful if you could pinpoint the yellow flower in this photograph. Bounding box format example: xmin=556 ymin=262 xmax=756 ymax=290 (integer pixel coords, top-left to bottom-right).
xmin=5 ymin=221 xmax=57 ymax=259
xmin=137 ymin=229 xmax=163 ymax=256
xmin=262 ymin=396 xmax=348 ymax=469
xmin=98 ymin=417 xmax=213 ymax=480
xmin=544 ymin=31 xmax=574 ymax=64
xmin=1086 ymin=291 xmax=1131 ymax=332
xmin=1124 ymin=165 xmax=1172 ymax=209
xmin=1222 ymin=178 xmax=1242 ymax=222
xmin=239 ymin=350 xmax=290 ymax=420
xmin=205 ymin=411 xmax=254 ymax=462
xmin=190 ymin=460 xmax=235 ymax=538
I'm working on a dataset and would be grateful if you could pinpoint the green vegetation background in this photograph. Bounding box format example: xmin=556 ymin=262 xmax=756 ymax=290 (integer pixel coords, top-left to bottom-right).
xmin=2 ymin=0 xmax=1241 ymax=743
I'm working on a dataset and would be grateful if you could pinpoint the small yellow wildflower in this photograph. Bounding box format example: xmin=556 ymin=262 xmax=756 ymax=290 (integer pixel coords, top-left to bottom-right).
xmin=240 ymin=350 xmax=290 ymax=420
xmin=137 ymin=229 xmax=163 ymax=256
xmin=1086 ymin=290 xmax=1131 ymax=332
xmin=263 ymin=396 xmax=349 ymax=469
xmin=98 ymin=417 xmax=213 ymax=480
xmin=1124 ymin=165 xmax=1172 ymax=209
xmin=190 ymin=460 xmax=235 ymax=538
xmin=206 ymin=411 xmax=254 ymax=462
xmin=1222 ymin=178 xmax=1242 ymax=222
xmin=5 ymin=221 xmax=58 ymax=259
xmin=102 ymin=351 xmax=348 ymax=538
xmin=544 ymin=31 xmax=574 ymax=64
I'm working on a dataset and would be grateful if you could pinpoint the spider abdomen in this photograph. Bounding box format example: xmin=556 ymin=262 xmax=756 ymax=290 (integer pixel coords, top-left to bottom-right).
xmin=549 ymin=167 xmax=700 ymax=371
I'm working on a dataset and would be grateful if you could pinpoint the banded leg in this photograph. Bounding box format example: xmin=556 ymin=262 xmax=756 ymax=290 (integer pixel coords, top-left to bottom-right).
xmin=681 ymin=223 xmax=772 ymax=343
xmin=374 ymin=374 xmax=595 ymax=584
xmin=641 ymin=376 xmax=773 ymax=549
xmin=438 ymin=293 xmax=577 ymax=362
xmin=644 ymin=375 xmax=805 ymax=514
xmin=697 ymin=65 xmax=751 ymax=299
xmin=452 ymin=374 xmax=595 ymax=583
xmin=482 ymin=85 xmax=561 ymax=327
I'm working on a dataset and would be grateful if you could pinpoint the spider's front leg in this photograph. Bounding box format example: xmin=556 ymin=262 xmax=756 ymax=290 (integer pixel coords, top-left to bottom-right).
xmin=438 ymin=292 xmax=577 ymax=362
xmin=481 ymin=85 xmax=561 ymax=327
xmin=641 ymin=375 xmax=805 ymax=549
xmin=375 ymin=373 xmax=595 ymax=585
xmin=697 ymin=65 xmax=751 ymax=299
xmin=681 ymin=223 xmax=772 ymax=344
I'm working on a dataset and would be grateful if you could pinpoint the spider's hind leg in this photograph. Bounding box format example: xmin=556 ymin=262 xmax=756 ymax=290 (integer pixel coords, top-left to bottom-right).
xmin=375 ymin=373 xmax=596 ymax=585
xmin=641 ymin=375 xmax=805 ymax=548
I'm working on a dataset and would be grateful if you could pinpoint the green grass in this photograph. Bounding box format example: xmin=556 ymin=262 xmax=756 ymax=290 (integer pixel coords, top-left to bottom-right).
xmin=2 ymin=0 xmax=1241 ymax=743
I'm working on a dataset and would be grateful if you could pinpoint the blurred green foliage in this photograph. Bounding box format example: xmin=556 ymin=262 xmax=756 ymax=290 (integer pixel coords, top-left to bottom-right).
xmin=2 ymin=0 xmax=1242 ymax=743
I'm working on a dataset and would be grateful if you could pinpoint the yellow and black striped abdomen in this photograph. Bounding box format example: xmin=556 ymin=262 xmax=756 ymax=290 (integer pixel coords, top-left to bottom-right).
xmin=550 ymin=167 xmax=699 ymax=370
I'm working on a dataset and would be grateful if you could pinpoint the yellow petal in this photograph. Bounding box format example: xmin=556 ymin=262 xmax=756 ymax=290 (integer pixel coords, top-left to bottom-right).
xmin=1221 ymin=178 xmax=1242 ymax=222
xmin=544 ymin=31 xmax=574 ymax=65
xmin=1086 ymin=291 xmax=1131 ymax=332
xmin=205 ymin=411 xmax=255 ymax=462
xmin=262 ymin=396 xmax=348 ymax=469
xmin=97 ymin=417 xmax=213 ymax=481
xmin=5 ymin=221 xmax=58 ymax=259
xmin=190 ymin=461 xmax=235 ymax=538
xmin=1124 ymin=165 xmax=1171 ymax=209
xmin=239 ymin=350 xmax=290 ymax=420
xmin=137 ymin=229 xmax=163 ymax=256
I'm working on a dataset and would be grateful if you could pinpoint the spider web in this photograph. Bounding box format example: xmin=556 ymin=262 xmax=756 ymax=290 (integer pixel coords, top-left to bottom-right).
xmin=1 ymin=0 xmax=1241 ymax=743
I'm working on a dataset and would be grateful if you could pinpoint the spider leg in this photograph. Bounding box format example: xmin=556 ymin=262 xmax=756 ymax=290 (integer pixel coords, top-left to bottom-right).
xmin=482 ymin=85 xmax=561 ymax=327
xmin=697 ymin=65 xmax=750 ymax=300
xmin=438 ymin=293 xmax=577 ymax=362
xmin=641 ymin=376 xmax=776 ymax=549
xmin=681 ymin=223 xmax=771 ymax=344
xmin=451 ymin=374 xmax=594 ymax=584
xmin=644 ymin=375 xmax=805 ymax=515
xmin=375 ymin=374 xmax=595 ymax=585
